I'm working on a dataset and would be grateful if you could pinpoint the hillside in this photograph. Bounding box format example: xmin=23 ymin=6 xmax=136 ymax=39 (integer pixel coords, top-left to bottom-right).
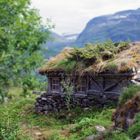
xmin=44 ymin=32 xmax=78 ymax=58
xmin=44 ymin=8 xmax=140 ymax=57
xmin=76 ymin=8 xmax=140 ymax=46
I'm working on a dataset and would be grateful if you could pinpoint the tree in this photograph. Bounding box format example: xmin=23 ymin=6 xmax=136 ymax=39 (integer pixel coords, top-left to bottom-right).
xmin=0 ymin=0 xmax=50 ymax=102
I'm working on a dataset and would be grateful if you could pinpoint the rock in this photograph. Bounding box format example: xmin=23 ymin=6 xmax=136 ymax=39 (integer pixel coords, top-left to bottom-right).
xmin=84 ymin=108 xmax=90 ymax=111
xmin=135 ymin=136 xmax=140 ymax=140
xmin=126 ymin=118 xmax=135 ymax=127
xmin=35 ymin=92 xmax=118 ymax=115
xmin=95 ymin=125 xmax=106 ymax=133
xmin=35 ymin=132 xmax=42 ymax=137
xmin=113 ymin=93 xmax=140 ymax=130
xmin=85 ymin=134 xmax=95 ymax=140
xmin=41 ymin=97 xmax=47 ymax=101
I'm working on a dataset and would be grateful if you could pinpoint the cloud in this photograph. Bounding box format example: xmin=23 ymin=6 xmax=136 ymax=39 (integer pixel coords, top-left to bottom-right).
xmin=31 ymin=0 xmax=140 ymax=34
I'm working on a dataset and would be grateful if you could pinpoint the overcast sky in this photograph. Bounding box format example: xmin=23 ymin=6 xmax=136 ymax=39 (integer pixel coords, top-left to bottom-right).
xmin=31 ymin=0 xmax=140 ymax=35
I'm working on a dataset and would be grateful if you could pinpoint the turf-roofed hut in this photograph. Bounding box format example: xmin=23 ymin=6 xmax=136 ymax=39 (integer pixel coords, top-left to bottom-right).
xmin=35 ymin=42 xmax=140 ymax=114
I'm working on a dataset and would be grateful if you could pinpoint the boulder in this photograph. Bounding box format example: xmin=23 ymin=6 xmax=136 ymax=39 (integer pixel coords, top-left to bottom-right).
xmin=95 ymin=125 xmax=106 ymax=133
xmin=112 ymin=93 xmax=140 ymax=130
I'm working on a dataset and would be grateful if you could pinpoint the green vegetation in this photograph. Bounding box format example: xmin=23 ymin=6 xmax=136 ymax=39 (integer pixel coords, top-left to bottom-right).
xmin=0 ymin=0 xmax=50 ymax=102
xmin=43 ymin=41 xmax=130 ymax=73
xmin=69 ymin=109 xmax=112 ymax=139
xmin=119 ymin=85 xmax=140 ymax=105
xmin=128 ymin=113 xmax=140 ymax=139
xmin=56 ymin=59 xmax=77 ymax=72
xmin=104 ymin=130 xmax=131 ymax=140
xmin=104 ymin=62 xmax=118 ymax=72
xmin=0 ymin=1 xmax=139 ymax=140
xmin=105 ymin=111 xmax=140 ymax=140
xmin=4 ymin=89 xmax=140 ymax=140
xmin=61 ymin=78 xmax=74 ymax=111
xmin=0 ymin=88 xmax=114 ymax=140
xmin=70 ymin=41 xmax=129 ymax=65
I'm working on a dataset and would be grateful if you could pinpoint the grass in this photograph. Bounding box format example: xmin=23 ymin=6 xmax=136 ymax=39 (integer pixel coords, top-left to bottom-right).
xmin=128 ymin=113 xmax=140 ymax=139
xmin=104 ymin=130 xmax=131 ymax=140
xmin=0 ymin=87 xmax=115 ymax=140
xmin=40 ymin=41 xmax=132 ymax=73
xmin=119 ymin=85 xmax=140 ymax=105
xmin=1 ymin=85 xmax=140 ymax=140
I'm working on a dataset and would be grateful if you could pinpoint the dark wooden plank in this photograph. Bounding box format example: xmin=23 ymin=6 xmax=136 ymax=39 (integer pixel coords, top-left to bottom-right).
xmin=104 ymin=78 xmax=125 ymax=92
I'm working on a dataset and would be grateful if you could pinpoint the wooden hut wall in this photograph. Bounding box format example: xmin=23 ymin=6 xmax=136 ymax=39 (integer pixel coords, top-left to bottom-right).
xmin=46 ymin=72 xmax=132 ymax=95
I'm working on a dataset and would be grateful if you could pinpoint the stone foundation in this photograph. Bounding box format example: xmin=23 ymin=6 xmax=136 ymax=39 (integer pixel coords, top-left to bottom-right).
xmin=35 ymin=93 xmax=119 ymax=114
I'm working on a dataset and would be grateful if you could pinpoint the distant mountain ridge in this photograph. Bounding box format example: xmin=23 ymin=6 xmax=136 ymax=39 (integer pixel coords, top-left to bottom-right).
xmin=44 ymin=32 xmax=76 ymax=58
xmin=76 ymin=8 xmax=140 ymax=46
xmin=45 ymin=8 xmax=140 ymax=57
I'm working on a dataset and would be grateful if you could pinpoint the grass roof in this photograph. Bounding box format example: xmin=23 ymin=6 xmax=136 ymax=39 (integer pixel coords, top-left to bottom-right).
xmin=39 ymin=41 xmax=140 ymax=75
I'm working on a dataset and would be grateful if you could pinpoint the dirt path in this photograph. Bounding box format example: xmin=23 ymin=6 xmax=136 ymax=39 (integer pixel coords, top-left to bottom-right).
xmin=21 ymin=123 xmax=75 ymax=140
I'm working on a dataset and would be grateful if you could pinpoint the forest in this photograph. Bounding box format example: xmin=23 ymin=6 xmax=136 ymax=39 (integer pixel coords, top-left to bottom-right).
xmin=1 ymin=0 xmax=140 ymax=140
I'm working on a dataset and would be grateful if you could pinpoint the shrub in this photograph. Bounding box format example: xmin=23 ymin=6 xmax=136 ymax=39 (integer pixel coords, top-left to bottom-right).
xmin=119 ymin=85 xmax=140 ymax=105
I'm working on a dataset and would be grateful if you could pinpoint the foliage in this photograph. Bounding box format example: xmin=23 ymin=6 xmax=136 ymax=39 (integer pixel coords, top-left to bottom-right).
xmin=0 ymin=88 xmax=114 ymax=140
xmin=47 ymin=41 xmax=130 ymax=73
xmin=0 ymin=0 xmax=50 ymax=102
xmin=128 ymin=113 xmax=140 ymax=139
xmin=69 ymin=108 xmax=113 ymax=139
xmin=119 ymin=85 xmax=140 ymax=105
xmin=104 ymin=62 xmax=118 ymax=72
xmin=104 ymin=130 xmax=131 ymax=140
xmin=3 ymin=87 xmax=139 ymax=140
xmin=56 ymin=59 xmax=77 ymax=72
xmin=61 ymin=78 xmax=74 ymax=111
xmin=0 ymin=96 xmax=35 ymax=139
xmin=70 ymin=40 xmax=128 ymax=66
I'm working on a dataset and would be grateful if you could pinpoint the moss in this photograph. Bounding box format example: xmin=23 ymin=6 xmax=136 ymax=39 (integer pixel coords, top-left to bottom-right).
xmin=119 ymin=85 xmax=140 ymax=105
xmin=104 ymin=62 xmax=118 ymax=72
xmin=39 ymin=41 xmax=139 ymax=74
xmin=70 ymin=41 xmax=118 ymax=64
xmin=117 ymin=41 xmax=130 ymax=52
xmin=55 ymin=59 xmax=77 ymax=72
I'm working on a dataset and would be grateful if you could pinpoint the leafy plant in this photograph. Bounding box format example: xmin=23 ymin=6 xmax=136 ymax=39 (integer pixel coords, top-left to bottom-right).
xmin=0 ymin=0 xmax=50 ymax=102
xmin=61 ymin=78 xmax=74 ymax=111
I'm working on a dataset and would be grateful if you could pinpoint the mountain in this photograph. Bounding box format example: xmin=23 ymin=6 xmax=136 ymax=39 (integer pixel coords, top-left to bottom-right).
xmin=44 ymin=32 xmax=78 ymax=58
xmin=76 ymin=8 xmax=140 ymax=46
xmin=45 ymin=8 xmax=140 ymax=57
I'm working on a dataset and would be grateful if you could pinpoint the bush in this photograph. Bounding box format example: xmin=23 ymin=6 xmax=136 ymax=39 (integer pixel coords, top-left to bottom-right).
xmin=119 ymin=85 xmax=140 ymax=105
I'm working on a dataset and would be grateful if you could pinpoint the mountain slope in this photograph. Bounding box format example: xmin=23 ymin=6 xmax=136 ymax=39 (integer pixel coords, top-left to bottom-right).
xmin=76 ymin=8 xmax=140 ymax=46
xmin=44 ymin=32 xmax=77 ymax=58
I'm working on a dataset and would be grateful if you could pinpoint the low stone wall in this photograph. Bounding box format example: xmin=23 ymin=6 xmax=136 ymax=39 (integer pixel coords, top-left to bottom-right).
xmin=35 ymin=93 xmax=119 ymax=114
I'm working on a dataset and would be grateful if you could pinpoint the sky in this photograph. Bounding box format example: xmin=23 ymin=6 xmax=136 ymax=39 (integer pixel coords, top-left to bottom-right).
xmin=31 ymin=0 xmax=140 ymax=35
